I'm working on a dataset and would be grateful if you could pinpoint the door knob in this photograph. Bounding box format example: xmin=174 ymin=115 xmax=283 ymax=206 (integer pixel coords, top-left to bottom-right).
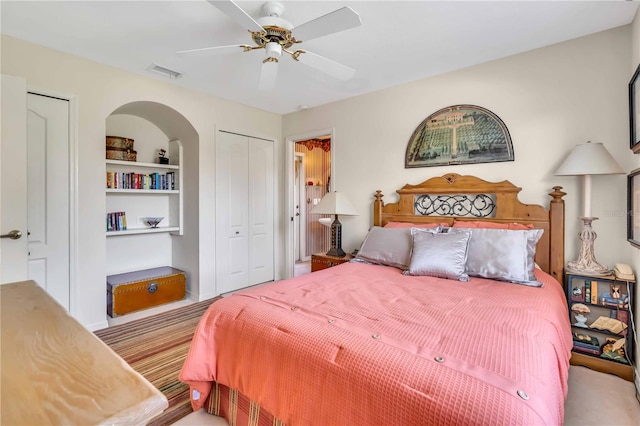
xmin=1 ymin=230 xmax=22 ymax=240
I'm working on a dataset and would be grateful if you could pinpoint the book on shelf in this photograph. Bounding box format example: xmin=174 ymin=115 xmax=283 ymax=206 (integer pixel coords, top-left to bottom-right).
xmin=572 ymin=331 xmax=602 ymax=355
xmin=106 ymin=170 xmax=176 ymax=190
xmin=584 ymin=281 xmax=591 ymax=304
xmin=573 ymin=344 xmax=602 ymax=356
xmin=600 ymin=295 xmax=629 ymax=309
xmin=590 ymin=280 xmax=598 ymax=304
xmin=106 ymin=211 xmax=127 ymax=231
xmin=616 ymin=310 xmax=629 ymax=323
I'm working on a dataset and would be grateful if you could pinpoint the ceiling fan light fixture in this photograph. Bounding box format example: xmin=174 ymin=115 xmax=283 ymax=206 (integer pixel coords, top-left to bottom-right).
xmin=265 ymin=41 xmax=282 ymax=58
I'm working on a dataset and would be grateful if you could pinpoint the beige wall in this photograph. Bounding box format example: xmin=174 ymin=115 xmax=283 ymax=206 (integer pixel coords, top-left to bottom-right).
xmin=1 ymin=35 xmax=282 ymax=330
xmin=284 ymin=26 xmax=634 ymax=271
xmin=2 ymin=22 xmax=638 ymax=334
xmin=285 ymin=23 xmax=640 ymax=380
xmin=630 ymin=5 xmax=640 ymax=394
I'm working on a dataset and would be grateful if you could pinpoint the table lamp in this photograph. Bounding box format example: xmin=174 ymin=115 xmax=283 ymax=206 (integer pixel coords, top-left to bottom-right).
xmin=310 ymin=191 xmax=358 ymax=257
xmin=554 ymin=141 xmax=624 ymax=276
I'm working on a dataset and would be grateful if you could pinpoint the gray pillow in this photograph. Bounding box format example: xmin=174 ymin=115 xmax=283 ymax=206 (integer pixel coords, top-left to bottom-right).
xmin=354 ymin=226 xmax=440 ymax=269
xmin=449 ymin=227 xmax=543 ymax=286
xmin=404 ymin=228 xmax=471 ymax=281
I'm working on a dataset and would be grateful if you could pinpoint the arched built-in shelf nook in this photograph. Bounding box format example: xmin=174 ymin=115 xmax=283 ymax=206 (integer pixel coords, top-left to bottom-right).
xmin=104 ymin=101 xmax=199 ymax=308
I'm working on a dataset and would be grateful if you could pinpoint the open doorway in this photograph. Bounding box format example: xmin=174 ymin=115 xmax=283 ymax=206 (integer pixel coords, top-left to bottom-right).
xmin=288 ymin=133 xmax=333 ymax=277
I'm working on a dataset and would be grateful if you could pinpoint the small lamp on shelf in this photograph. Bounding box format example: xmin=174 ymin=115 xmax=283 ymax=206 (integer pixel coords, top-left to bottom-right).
xmin=554 ymin=141 xmax=624 ymax=276
xmin=310 ymin=191 xmax=358 ymax=257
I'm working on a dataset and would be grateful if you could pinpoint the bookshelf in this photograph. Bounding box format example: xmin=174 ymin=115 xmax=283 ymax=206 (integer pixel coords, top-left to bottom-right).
xmin=105 ymin=139 xmax=183 ymax=237
xmin=566 ymin=271 xmax=635 ymax=381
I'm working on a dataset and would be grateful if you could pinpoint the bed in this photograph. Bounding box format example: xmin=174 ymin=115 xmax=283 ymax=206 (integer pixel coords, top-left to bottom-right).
xmin=180 ymin=173 xmax=572 ymax=425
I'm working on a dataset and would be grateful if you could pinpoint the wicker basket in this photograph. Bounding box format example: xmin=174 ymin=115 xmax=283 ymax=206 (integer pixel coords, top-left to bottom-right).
xmin=106 ymin=136 xmax=134 ymax=150
xmin=106 ymin=136 xmax=136 ymax=161
xmin=106 ymin=147 xmax=137 ymax=162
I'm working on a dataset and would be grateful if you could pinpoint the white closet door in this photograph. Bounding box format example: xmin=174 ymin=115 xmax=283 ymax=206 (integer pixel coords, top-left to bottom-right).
xmin=216 ymin=132 xmax=249 ymax=294
xmin=248 ymin=137 xmax=274 ymax=285
xmin=27 ymin=93 xmax=70 ymax=310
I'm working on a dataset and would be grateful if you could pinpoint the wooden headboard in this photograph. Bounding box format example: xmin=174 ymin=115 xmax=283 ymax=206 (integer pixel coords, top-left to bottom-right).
xmin=372 ymin=174 xmax=566 ymax=282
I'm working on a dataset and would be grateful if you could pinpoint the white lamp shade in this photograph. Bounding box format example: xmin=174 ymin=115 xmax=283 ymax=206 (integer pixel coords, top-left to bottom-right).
xmin=310 ymin=192 xmax=358 ymax=216
xmin=554 ymin=142 xmax=624 ymax=176
xmin=318 ymin=217 xmax=333 ymax=227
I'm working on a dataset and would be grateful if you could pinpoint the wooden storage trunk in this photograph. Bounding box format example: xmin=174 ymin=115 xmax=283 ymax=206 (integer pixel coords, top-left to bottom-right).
xmin=107 ymin=266 xmax=186 ymax=317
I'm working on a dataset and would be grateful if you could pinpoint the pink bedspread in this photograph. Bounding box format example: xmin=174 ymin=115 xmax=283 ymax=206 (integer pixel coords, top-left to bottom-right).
xmin=180 ymin=262 xmax=572 ymax=425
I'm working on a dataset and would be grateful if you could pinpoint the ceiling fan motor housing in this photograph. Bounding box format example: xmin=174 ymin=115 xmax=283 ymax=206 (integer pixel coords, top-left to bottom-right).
xmin=252 ymin=26 xmax=297 ymax=49
xmin=254 ymin=2 xmax=296 ymax=49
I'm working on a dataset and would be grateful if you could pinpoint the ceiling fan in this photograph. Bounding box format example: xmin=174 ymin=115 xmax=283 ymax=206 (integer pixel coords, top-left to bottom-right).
xmin=177 ymin=0 xmax=362 ymax=90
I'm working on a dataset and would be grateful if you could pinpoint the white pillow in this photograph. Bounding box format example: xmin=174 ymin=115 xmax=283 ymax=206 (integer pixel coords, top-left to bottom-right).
xmin=448 ymin=227 xmax=543 ymax=286
xmin=354 ymin=226 xmax=440 ymax=269
xmin=404 ymin=228 xmax=471 ymax=281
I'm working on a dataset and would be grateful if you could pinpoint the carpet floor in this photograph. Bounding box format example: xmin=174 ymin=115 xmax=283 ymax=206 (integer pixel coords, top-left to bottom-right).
xmin=95 ymin=297 xmax=222 ymax=426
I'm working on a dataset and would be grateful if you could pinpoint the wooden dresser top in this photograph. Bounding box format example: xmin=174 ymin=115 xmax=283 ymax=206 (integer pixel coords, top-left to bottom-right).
xmin=0 ymin=280 xmax=168 ymax=425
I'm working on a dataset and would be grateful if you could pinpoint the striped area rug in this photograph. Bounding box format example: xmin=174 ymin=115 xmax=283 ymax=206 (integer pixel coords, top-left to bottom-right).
xmin=95 ymin=297 xmax=222 ymax=426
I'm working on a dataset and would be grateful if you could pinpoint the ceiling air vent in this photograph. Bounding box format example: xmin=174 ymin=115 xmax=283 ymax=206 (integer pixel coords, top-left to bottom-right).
xmin=148 ymin=64 xmax=182 ymax=79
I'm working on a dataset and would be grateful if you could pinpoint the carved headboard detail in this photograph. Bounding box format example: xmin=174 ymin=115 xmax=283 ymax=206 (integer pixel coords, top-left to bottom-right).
xmin=373 ymin=173 xmax=566 ymax=282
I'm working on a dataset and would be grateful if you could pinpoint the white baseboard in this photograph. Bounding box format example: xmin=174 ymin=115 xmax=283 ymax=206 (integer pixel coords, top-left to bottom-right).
xmin=195 ymin=290 xmax=220 ymax=301
xmin=85 ymin=319 xmax=109 ymax=332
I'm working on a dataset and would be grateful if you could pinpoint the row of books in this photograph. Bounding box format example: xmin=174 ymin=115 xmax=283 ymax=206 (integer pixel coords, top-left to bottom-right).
xmin=571 ymin=280 xmax=629 ymax=309
xmin=106 ymin=171 xmax=176 ymax=190
xmin=107 ymin=211 xmax=127 ymax=231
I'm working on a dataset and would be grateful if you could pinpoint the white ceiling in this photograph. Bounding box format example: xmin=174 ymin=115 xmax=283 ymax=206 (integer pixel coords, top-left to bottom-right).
xmin=2 ymin=1 xmax=638 ymax=115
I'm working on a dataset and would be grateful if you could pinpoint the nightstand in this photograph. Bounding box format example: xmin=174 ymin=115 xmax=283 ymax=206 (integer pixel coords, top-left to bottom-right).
xmin=565 ymin=271 xmax=635 ymax=381
xmin=311 ymin=252 xmax=353 ymax=272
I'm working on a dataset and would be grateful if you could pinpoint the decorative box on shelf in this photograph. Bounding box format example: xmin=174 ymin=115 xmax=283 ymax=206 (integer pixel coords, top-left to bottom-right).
xmin=565 ymin=271 xmax=635 ymax=381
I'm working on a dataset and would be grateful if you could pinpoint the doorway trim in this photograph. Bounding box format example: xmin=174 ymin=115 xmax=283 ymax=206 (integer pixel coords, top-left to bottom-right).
xmin=285 ymin=128 xmax=335 ymax=278
xmin=27 ymin=86 xmax=78 ymax=317
xmin=294 ymin=152 xmax=307 ymax=263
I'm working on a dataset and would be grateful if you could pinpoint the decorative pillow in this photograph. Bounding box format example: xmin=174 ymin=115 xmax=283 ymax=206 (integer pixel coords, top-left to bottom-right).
xmin=448 ymin=227 xmax=543 ymax=286
xmin=355 ymin=226 xmax=440 ymax=269
xmin=404 ymin=228 xmax=471 ymax=281
xmin=452 ymin=220 xmax=534 ymax=230
xmin=384 ymin=221 xmax=448 ymax=229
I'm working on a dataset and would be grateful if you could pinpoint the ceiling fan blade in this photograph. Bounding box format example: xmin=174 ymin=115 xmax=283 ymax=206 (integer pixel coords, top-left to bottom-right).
xmin=176 ymin=44 xmax=246 ymax=56
xmin=293 ymin=7 xmax=361 ymax=42
xmin=259 ymin=60 xmax=278 ymax=91
xmin=296 ymin=51 xmax=355 ymax=81
xmin=208 ymin=0 xmax=264 ymax=33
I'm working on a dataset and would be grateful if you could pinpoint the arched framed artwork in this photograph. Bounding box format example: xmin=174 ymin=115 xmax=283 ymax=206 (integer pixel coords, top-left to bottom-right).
xmin=405 ymin=104 xmax=514 ymax=168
